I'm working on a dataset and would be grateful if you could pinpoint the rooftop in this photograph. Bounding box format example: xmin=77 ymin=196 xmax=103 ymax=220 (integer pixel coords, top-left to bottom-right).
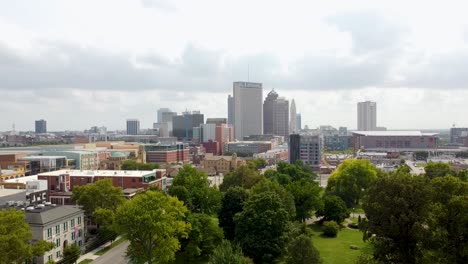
xmin=19 ymin=155 xmax=67 ymax=160
xmin=352 ymin=131 xmax=439 ymax=137
xmin=25 ymin=205 xmax=83 ymax=225
xmin=38 ymin=169 xmax=162 ymax=177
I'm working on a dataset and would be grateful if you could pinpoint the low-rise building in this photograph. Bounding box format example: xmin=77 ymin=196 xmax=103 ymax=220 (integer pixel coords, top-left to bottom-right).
xmin=253 ymin=149 xmax=288 ymax=164
xmin=225 ymin=141 xmax=273 ymax=155
xmin=202 ymin=153 xmax=245 ymax=175
xmin=352 ymin=131 xmax=439 ymax=152
xmin=145 ymin=144 xmax=189 ymax=164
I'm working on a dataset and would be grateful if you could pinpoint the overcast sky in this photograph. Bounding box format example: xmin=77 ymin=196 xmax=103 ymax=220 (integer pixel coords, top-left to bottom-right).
xmin=1 ymin=0 xmax=468 ymax=131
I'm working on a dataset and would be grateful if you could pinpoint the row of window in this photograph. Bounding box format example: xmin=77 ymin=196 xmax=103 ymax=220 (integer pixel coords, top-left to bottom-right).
xmin=46 ymin=216 xmax=82 ymax=238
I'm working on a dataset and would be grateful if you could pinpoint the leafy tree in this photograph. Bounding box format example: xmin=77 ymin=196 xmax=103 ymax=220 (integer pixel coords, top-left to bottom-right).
xmin=251 ymin=179 xmax=296 ymax=220
xmin=61 ymin=244 xmax=81 ymax=264
xmin=316 ymin=195 xmax=348 ymax=224
xmin=361 ymin=172 xmax=430 ymax=264
xmin=121 ymin=160 xmax=160 ymax=170
xmin=169 ymin=164 xmax=222 ymax=215
xmin=276 ymin=161 xmax=317 ymax=182
xmin=247 ymin=158 xmax=268 ymax=170
xmin=424 ymin=161 xmax=454 ymax=179
xmin=71 ymin=179 xmax=125 ymax=218
xmin=286 ymin=178 xmax=322 ymax=221
xmin=422 ymin=176 xmax=468 ymax=263
xmin=182 ymin=213 xmax=224 ymax=260
xmin=235 ymin=192 xmax=289 ymax=264
xmin=326 ymin=159 xmax=379 ymax=207
xmin=322 ymin=221 xmax=339 ymax=237
xmin=114 ymin=191 xmax=191 ymax=264
xmin=0 ymin=209 xmax=54 ymax=264
xmin=219 ymin=166 xmax=263 ymax=192
xmin=219 ymin=187 xmax=249 ymax=240
xmin=284 ymin=234 xmax=322 ymax=264
xmin=208 ymin=240 xmax=249 ymax=264
xmin=264 ymin=169 xmax=291 ymax=185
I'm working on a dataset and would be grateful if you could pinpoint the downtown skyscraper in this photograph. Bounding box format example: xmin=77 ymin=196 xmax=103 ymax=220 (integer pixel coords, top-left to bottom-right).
xmin=290 ymin=99 xmax=297 ymax=134
xmin=357 ymin=101 xmax=377 ymax=131
xmin=263 ymin=89 xmax=289 ymax=138
xmin=233 ymin=81 xmax=263 ymax=139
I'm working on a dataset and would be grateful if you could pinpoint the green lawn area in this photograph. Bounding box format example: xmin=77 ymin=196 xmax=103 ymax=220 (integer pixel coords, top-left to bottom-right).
xmin=95 ymin=237 xmax=126 ymax=256
xmin=78 ymin=259 xmax=93 ymax=264
xmin=309 ymin=224 xmax=372 ymax=264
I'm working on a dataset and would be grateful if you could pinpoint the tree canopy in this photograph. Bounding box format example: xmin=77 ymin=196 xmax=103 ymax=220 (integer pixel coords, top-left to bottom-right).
xmin=169 ymin=164 xmax=222 ymax=215
xmin=219 ymin=166 xmax=263 ymax=192
xmin=284 ymin=234 xmax=322 ymax=264
xmin=235 ymin=192 xmax=289 ymax=264
xmin=251 ymin=179 xmax=296 ymax=220
xmin=326 ymin=159 xmax=379 ymax=207
xmin=219 ymin=187 xmax=249 ymax=241
xmin=208 ymin=240 xmax=249 ymax=264
xmin=114 ymin=191 xmax=191 ymax=264
xmin=316 ymin=195 xmax=348 ymax=224
xmin=121 ymin=160 xmax=160 ymax=170
xmin=286 ymin=178 xmax=322 ymax=221
xmin=61 ymin=244 xmax=81 ymax=264
xmin=424 ymin=161 xmax=454 ymax=179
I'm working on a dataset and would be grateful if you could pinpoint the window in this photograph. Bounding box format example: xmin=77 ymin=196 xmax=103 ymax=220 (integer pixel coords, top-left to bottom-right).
xmin=78 ymin=229 xmax=82 ymax=237
xmin=71 ymin=231 xmax=75 ymax=240
xmin=78 ymin=240 xmax=82 ymax=247
xmin=56 ymin=251 xmax=61 ymax=258
xmin=56 ymin=238 xmax=60 ymax=248
xmin=48 ymin=255 xmax=53 ymax=261
xmin=47 ymin=228 xmax=52 ymax=238
xmin=55 ymin=225 xmax=60 ymax=235
xmin=77 ymin=216 xmax=81 ymax=225
xmin=63 ymin=222 xmax=68 ymax=231
xmin=71 ymin=219 xmax=75 ymax=227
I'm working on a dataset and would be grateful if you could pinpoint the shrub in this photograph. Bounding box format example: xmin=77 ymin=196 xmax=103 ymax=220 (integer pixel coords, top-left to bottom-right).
xmin=322 ymin=221 xmax=339 ymax=237
xmin=347 ymin=222 xmax=359 ymax=229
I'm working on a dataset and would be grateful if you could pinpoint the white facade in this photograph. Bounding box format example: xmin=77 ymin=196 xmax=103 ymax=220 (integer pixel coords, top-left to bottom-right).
xmin=290 ymin=99 xmax=297 ymax=134
xmin=233 ymin=82 xmax=263 ymax=139
xmin=357 ymin=101 xmax=377 ymax=131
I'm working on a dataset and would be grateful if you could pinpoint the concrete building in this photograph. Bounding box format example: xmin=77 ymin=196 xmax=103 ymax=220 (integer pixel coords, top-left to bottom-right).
xmin=126 ymin=119 xmax=140 ymax=135
xmin=296 ymin=113 xmax=301 ymax=131
xmin=339 ymin=127 xmax=348 ymax=136
xmin=144 ymin=144 xmax=189 ymax=163
xmin=40 ymin=151 xmax=99 ymax=170
xmin=357 ymin=101 xmax=377 ymax=131
xmin=289 ymin=134 xmax=322 ymax=168
xmin=225 ymin=141 xmax=272 ymax=155
xmin=202 ymin=153 xmax=245 ymax=175
xmin=233 ymin=82 xmax=263 ymax=139
xmin=172 ymin=111 xmax=204 ymax=141
xmin=25 ymin=205 xmax=85 ymax=264
xmin=18 ymin=156 xmax=68 ymax=175
xmin=450 ymin=127 xmax=468 ymax=145
xmin=157 ymin=108 xmax=170 ymax=123
xmin=206 ymin=118 xmax=227 ymax=125
xmin=290 ymin=99 xmax=297 ymax=134
xmin=352 ymin=131 xmax=439 ymax=151
xmin=227 ymin=95 xmax=234 ymax=125
xmin=263 ymin=90 xmax=289 ymax=138
xmin=324 ymin=135 xmax=352 ymax=151
xmin=35 ymin=120 xmax=47 ymax=134
xmin=253 ymin=149 xmax=289 ymax=164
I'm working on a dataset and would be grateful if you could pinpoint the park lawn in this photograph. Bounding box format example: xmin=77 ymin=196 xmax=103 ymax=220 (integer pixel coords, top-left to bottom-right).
xmin=309 ymin=224 xmax=372 ymax=264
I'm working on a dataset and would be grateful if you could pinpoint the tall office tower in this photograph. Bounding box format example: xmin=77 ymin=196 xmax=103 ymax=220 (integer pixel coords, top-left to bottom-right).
xmin=157 ymin=108 xmax=171 ymax=123
xmin=227 ymin=95 xmax=234 ymax=125
xmin=357 ymin=101 xmax=377 ymax=131
xmin=289 ymin=134 xmax=322 ymax=167
xmin=35 ymin=119 xmax=47 ymax=134
xmin=126 ymin=119 xmax=140 ymax=135
xmin=172 ymin=111 xmax=204 ymax=141
xmin=233 ymin=81 xmax=263 ymax=139
xmin=296 ymin=113 xmax=302 ymax=131
xmin=290 ymin=99 xmax=297 ymax=134
xmin=263 ymin=89 xmax=289 ymax=138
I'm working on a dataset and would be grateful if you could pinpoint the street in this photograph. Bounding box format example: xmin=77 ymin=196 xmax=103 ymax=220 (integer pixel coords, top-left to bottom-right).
xmin=92 ymin=241 xmax=130 ymax=264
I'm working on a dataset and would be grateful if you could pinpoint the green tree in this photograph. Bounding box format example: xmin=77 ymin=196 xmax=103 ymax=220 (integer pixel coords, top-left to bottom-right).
xmin=316 ymin=195 xmax=348 ymax=224
xmin=169 ymin=165 xmax=222 ymax=215
xmin=284 ymin=234 xmax=322 ymax=264
xmin=235 ymin=192 xmax=289 ymax=264
xmin=422 ymin=176 xmax=468 ymax=264
xmin=326 ymin=159 xmax=379 ymax=207
xmin=286 ymin=178 xmax=322 ymax=221
xmin=247 ymin=158 xmax=268 ymax=170
xmin=361 ymin=172 xmax=430 ymax=264
xmin=251 ymin=179 xmax=296 ymax=220
xmin=322 ymin=221 xmax=339 ymax=237
xmin=219 ymin=187 xmax=249 ymax=240
xmin=182 ymin=213 xmax=224 ymax=260
xmin=114 ymin=191 xmax=191 ymax=264
xmin=276 ymin=161 xmax=317 ymax=182
xmin=264 ymin=169 xmax=291 ymax=185
xmin=71 ymin=179 xmax=125 ymax=219
xmin=219 ymin=166 xmax=263 ymax=192
xmin=0 ymin=209 xmax=54 ymax=264
xmin=424 ymin=161 xmax=454 ymax=179
xmin=208 ymin=240 xmax=249 ymax=264
xmin=121 ymin=160 xmax=160 ymax=170
xmin=61 ymin=244 xmax=81 ymax=264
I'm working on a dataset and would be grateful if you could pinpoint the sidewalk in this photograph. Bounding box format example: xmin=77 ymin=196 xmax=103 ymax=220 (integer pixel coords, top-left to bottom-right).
xmin=76 ymin=236 xmax=122 ymax=263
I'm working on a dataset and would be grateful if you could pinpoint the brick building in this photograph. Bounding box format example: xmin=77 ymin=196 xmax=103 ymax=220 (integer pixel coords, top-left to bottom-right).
xmin=145 ymin=144 xmax=189 ymax=163
xmin=352 ymin=131 xmax=438 ymax=152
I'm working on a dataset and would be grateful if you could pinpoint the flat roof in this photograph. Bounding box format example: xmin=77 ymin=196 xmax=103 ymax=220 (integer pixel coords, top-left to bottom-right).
xmin=352 ymin=131 xmax=439 ymax=137
xmin=19 ymin=156 xmax=67 ymax=160
xmin=38 ymin=169 xmax=161 ymax=177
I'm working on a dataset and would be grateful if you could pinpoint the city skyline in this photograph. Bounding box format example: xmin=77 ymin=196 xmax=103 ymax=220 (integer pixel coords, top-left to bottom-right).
xmin=2 ymin=0 xmax=468 ymax=131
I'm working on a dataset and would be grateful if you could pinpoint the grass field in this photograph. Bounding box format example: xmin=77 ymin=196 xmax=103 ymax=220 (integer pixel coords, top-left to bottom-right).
xmin=95 ymin=237 xmax=126 ymax=256
xmin=309 ymin=224 xmax=372 ymax=264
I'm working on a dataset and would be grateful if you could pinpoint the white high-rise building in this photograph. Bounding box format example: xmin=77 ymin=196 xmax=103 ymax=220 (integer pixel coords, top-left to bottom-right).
xmin=357 ymin=101 xmax=377 ymax=131
xmin=233 ymin=81 xmax=263 ymax=139
xmin=290 ymin=99 xmax=297 ymax=134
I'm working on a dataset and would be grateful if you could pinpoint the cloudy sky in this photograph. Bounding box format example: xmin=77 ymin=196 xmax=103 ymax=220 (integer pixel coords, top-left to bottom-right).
xmin=1 ymin=0 xmax=468 ymax=131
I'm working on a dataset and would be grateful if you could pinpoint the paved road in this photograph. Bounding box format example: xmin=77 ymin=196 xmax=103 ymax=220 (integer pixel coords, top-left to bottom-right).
xmin=405 ymin=160 xmax=425 ymax=175
xmin=92 ymin=241 xmax=130 ymax=264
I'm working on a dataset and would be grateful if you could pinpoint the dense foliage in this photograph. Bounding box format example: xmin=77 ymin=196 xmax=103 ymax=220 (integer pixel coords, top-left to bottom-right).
xmin=121 ymin=160 xmax=160 ymax=170
xmin=218 ymin=187 xmax=249 ymax=240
